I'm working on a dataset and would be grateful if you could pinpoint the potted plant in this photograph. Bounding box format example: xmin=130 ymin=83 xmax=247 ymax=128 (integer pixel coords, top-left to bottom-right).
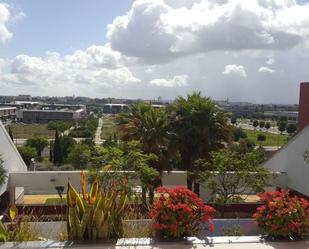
xmin=253 ymin=189 xmax=309 ymax=240
xmin=150 ymin=186 xmax=215 ymax=240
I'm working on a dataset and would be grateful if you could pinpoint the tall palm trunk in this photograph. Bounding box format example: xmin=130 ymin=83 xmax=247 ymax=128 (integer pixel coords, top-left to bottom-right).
xmin=187 ymin=176 xmax=193 ymax=190
xmin=193 ymin=182 xmax=200 ymax=196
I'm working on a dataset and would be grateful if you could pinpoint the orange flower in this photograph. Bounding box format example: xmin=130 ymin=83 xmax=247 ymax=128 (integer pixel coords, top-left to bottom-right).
xmin=80 ymin=171 xmax=87 ymax=201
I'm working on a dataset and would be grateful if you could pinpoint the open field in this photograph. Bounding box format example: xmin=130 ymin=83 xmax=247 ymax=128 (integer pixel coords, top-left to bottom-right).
xmin=6 ymin=124 xmax=55 ymax=139
xmin=244 ymin=129 xmax=289 ymax=147
xmin=100 ymin=115 xmax=123 ymax=140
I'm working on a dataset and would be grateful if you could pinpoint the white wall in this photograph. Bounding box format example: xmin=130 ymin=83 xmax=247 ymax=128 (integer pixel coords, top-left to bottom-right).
xmin=0 ymin=121 xmax=27 ymax=195
xmin=9 ymin=171 xmax=286 ymax=202
xmin=264 ymin=125 xmax=309 ymax=196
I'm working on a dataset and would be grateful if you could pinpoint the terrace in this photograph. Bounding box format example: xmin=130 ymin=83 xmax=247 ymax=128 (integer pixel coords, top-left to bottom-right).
xmin=1 ymin=88 xmax=309 ymax=248
xmin=1 ymin=170 xmax=307 ymax=249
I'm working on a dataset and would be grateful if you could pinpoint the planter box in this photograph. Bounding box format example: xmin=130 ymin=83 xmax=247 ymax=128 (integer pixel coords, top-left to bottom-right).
xmin=1 ymin=237 xmax=309 ymax=249
xmin=3 ymin=218 xmax=259 ymax=240
xmin=202 ymin=218 xmax=260 ymax=236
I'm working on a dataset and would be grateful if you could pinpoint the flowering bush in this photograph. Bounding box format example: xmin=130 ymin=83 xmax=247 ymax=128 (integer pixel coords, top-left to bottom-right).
xmin=151 ymin=186 xmax=216 ymax=238
xmin=253 ymin=190 xmax=309 ymax=239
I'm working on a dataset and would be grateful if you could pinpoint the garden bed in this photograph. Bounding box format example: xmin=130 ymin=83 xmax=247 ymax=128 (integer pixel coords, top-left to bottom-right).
xmin=2 ymin=218 xmax=260 ymax=240
xmin=13 ymin=202 xmax=263 ymax=219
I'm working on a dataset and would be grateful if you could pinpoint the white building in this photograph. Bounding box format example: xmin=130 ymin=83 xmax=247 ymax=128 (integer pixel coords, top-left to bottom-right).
xmin=0 ymin=121 xmax=27 ymax=202
xmin=264 ymin=125 xmax=309 ymax=197
xmin=0 ymin=106 xmax=17 ymax=120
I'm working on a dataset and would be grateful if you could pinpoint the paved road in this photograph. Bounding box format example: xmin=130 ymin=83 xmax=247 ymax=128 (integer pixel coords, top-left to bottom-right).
xmin=94 ymin=117 xmax=104 ymax=145
xmin=13 ymin=137 xmax=86 ymax=146
xmin=237 ymin=123 xmax=286 ymax=135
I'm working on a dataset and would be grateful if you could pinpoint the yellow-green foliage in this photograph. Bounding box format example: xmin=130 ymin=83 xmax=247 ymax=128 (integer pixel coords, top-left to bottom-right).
xmin=8 ymin=216 xmax=41 ymax=242
xmin=0 ymin=207 xmax=41 ymax=242
xmin=67 ymin=172 xmax=128 ymax=240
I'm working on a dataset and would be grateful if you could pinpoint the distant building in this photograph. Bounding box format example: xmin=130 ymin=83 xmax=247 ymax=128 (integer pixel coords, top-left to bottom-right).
xmin=103 ymin=104 xmax=129 ymax=113
xmin=0 ymin=107 xmax=17 ymax=121
xmin=1 ymin=101 xmax=41 ymax=110
xmin=103 ymin=103 xmax=165 ymax=114
xmin=17 ymin=108 xmax=86 ymax=123
xmin=16 ymin=94 xmax=32 ymax=101
xmin=264 ymin=111 xmax=298 ymax=120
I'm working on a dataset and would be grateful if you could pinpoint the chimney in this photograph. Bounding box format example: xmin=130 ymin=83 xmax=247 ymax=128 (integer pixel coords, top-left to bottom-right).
xmin=298 ymin=82 xmax=309 ymax=131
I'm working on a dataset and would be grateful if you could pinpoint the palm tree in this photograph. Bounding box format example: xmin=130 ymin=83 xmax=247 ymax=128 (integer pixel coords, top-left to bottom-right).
xmin=168 ymin=92 xmax=231 ymax=195
xmin=118 ymin=103 xmax=171 ymax=204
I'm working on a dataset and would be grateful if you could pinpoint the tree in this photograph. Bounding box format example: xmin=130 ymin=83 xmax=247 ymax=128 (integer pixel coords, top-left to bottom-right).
xmin=257 ymin=134 xmax=266 ymax=145
xmin=47 ymin=121 xmax=72 ymax=133
xmin=119 ymin=103 xmax=170 ymax=161
xmin=259 ymin=121 xmax=265 ymax=129
xmin=265 ymin=122 xmax=271 ymax=131
xmin=53 ymin=130 xmax=63 ymax=165
xmin=118 ymin=103 xmax=172 ymax=203
xmin=278 ymin=121 xmax=287 ymax=134
xmin=88 ymin=141 xmax=159 ymax=206
xmin=0 ymin=155 xmax=7 ymax=188
xmin=25 ymin=137 xmax=48 ymax=158
xmin=18 ymin=146 xmax=37 ymax=167
xmin=59 ymin=135 xmax=76 ymax=161
xmin=196 ymin=149 xmax=269 ymax=206
xmin=233 ymin=127 xmax=247 ymax=142
xmin=286 ymin=123 xmax=297 ymax=135
xmin=230 ymin=117 xmax=237 ymax=126
xmin=169 ymin=92 xmax=231 ymax=195
xmin=124 ymin=141 xmax=159 ymax=205
xmin=228 ymin=138 xmax=255 ymax=155
xmin=8 ymin=126 xmax=13 ymax=141
xmin=253 ymin=120 xmax=259 ymax=129
xmin=49 ymin=141 xmax=53 ymax=162
xmin=67 ymin=143 xmax=91 ymax=169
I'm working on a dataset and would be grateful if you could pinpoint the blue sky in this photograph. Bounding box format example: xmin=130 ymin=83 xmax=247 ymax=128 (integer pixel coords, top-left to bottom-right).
xmin=1 ymin=0 xmax=309 ymax=103
xmin=0 ymin=0 xmax=132 ymax=57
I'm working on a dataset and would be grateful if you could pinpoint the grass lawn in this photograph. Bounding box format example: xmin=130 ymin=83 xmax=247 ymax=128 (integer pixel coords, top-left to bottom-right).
xmin=45 ymin=197 xmax=67 ymax=205
xmin=6 ymin=124 xmax=55 ymax=139
xmin=101 ymin=116 xmax=123 ymax=140
xmin=244 ymin=129 xmax=289 ymax=147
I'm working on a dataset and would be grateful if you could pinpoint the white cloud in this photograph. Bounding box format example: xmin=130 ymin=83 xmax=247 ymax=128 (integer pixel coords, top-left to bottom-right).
xmin=0 ymin=45 xmax=140 ymax=95
xmin=222 ymin=64 xmax=247 ymax=77
xmin=0 ymin=3 xmax=12 ymax=43
xmin=266 ymin=57 xmax=275 ymax=65
xmin=150 ymin=74 xmax=189 ymax=87
xmin=2 ymin=0 xmax=309 ymax=103
xmin=258 ymin=66 xmax=276 ymax=73
xmin=107 ymin=0 xmax=309 ymax=63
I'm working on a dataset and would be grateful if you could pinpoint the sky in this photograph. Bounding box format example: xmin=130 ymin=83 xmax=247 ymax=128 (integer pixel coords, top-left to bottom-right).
xmin=1 ymin=0 xmax=309 ymax=104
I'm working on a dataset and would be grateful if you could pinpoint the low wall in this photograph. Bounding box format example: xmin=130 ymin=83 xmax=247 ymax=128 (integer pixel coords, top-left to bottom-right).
xmin=8 ymin=171 xmax=287 ymax=203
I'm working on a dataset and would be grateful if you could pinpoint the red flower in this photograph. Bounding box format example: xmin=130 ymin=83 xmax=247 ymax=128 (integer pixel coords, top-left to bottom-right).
xmin=253 ymin=189 xmax=309 ymax=238
xmin=151 ymin=186 xmax=215 ymax=238
xmin=209 ymin=222 xmax=215 ymax=232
